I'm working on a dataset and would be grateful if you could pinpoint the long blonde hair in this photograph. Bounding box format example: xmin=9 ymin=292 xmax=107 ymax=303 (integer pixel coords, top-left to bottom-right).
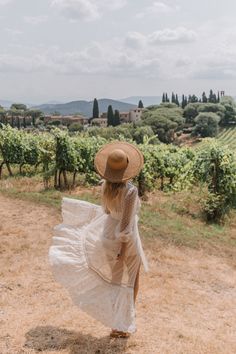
xmin=101 ymin=180 xmax=127 ymax=213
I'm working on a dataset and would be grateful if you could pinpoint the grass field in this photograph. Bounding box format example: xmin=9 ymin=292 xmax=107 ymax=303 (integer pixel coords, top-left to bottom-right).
xmin=0 ymin=174 xmax=236 ymax=260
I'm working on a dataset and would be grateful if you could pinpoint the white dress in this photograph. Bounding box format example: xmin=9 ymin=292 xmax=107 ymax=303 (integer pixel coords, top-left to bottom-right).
xmin=49 ymin=182 xmax=148 ymax=333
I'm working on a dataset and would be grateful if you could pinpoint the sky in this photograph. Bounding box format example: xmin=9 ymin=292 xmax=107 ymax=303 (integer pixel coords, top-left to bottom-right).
xmin=0 ymin=0 xmax=236 ymax=104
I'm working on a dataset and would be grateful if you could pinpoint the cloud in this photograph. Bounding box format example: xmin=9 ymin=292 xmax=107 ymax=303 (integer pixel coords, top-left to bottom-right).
xmin=191 ymin=52 xmax=236 ymax=80
xmin=2 ymin=26 xmax=235 ymax=83
xmin=124 ymin=27 xmax=197 ymax=50
xmin=149 ymin=27 xmax=197 ymax=44
xmin=136 ymin=1 xmax=178 ymax=19
xmin=24 ymin=16 xmax=48 ymax=25
xmin=125 ymin=32 xmax=147 ymax=49
xmin=51 ymin=0 xmax=126 ymax=22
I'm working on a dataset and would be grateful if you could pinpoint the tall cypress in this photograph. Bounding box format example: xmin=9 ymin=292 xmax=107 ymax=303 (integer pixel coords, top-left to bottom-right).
xmin=114 ymin=110 xmax=121 ymax=126
xmin=175 ymin=94 xmax=179 ymax=106
xmin=92 ymin=98 xmax=99 ymax=118
xmin=107 ymin=105 xmax=114 ymax=126
xmin=171 ymin=92 xmax=176 ymax=104
xmin=209 ymin=89 xmax=214 ymax=103
xmin=138 ymin=100 xmax=144 ymax=108
xmin=162 ymin=93 xmax=166 ymax=103
xmin=181 ymin=94 xmax=185 ymax=109
xmin=202 ymin=92 xmax=208 ymax=103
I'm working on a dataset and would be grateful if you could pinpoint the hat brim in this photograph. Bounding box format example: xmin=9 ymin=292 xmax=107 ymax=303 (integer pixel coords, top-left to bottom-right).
xmin=94 ymin=141 xmax=144 ymax=183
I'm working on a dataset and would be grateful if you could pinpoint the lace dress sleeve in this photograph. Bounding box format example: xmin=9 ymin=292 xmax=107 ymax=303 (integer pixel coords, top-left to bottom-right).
xmin=117 ymin=185 xmax=139 ymax=243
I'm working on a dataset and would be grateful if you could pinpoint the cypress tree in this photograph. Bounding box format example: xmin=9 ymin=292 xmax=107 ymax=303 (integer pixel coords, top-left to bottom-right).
xmin=162 ymin=93 xmax=166 ymax=103
xmin=181 ymin=95 xmax=185 ymax=109
xmin=171 ymin=92 xmax=176 ymax=104
xmin=175 ymin=94 xmax=179 ymax=106
xmin=191 ymin=94 xmax=198 ymax=103
xmin=107 ymin=105 xmax=114 ymax=126
xmin=165 ymin=93 xmax=169 ymax=102
xmin=138 ymin=100 xmax=144 ymax=108
xmin=202 ymin=91 xmax=208 ymax=103
xmin=209 ymin=89 xmax=214 ymax=103
xmin=92 ymin=98 xmax=99 ymax=118
xmin=217 ymin=91 xmax=220 ymax=102
xmin=114 ymin=110 xmax=121 ymax=126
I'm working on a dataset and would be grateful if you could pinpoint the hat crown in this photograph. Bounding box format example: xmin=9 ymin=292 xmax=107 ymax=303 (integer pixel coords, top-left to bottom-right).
xmin=107 ymin=149 xmax=128 ymax=170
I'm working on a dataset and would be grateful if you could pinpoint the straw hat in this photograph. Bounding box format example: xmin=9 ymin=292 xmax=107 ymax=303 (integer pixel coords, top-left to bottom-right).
xmin=94 ymin=141 xmax=144 ymax=183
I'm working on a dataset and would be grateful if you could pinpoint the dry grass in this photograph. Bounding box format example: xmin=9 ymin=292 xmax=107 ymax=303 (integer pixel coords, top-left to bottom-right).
xmin=1 ymin=193 xmax=236 ymax=354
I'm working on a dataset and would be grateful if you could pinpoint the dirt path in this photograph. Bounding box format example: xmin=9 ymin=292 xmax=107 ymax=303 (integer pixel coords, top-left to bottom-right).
xmin=0 ymin=194 xmax=236 ymax=354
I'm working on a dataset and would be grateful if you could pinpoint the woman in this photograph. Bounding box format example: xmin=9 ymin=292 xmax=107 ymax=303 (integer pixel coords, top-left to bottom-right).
xmin=49 ymin=141 xmax=148 ymax=338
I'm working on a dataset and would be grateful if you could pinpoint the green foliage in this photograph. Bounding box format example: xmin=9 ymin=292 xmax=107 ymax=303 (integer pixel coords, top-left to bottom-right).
xmin=220 ymin=96 xmax=236 ymax=125
xmin=107 ymin=105 xmax=114 ymax=126
xmin=141 ymin=104 xmax=184 ymax=143
xmin=113 ymin=110 xmax=121 ymax=126
xmin=10 ymin=103 xmax=27 ymax=111
xmin=138 ymin=100 xmax=144 ymax=108
xmin=92 ymin=98 xmax=99 ymax=118
xmin=197 ymin=103 xmax=226 ymax=120
xmin=193 ymin=112 xmax=220 ymax=137
xmin=1 ymin=125 xmax=236 ymax=223
xmin=86 ymin=124 xmax=158 ymax=145
xmin=48 ymin=120 xmax=61 ymax=126
xmin=184 ymin=103 xmax=202 ymax=124
xmin=217 ymin=127 xmax=236 ymax=151
xmin=193 ymin=143 xmax=236 ymax=222
xmin=68 ymin=122 xmax=84 ymax=132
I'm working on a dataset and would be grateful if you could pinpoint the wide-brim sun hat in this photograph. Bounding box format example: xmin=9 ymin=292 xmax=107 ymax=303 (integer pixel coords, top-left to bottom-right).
xmin=94 ymin=141 xmax=144 ymax=183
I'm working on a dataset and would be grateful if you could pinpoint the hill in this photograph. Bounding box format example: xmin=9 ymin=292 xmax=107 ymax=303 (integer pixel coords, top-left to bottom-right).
xmin=217 ymin=127 xmax=236 ymax=151
xmin=33 ymin=99 xmax=136 ymax=117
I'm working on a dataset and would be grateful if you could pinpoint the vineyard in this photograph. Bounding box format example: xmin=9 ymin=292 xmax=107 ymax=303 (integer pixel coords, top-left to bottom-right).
xmin=0 ymin=124 xmax=236 ymax=221
xmin=217 ymin=127 xmax=236 ymax=151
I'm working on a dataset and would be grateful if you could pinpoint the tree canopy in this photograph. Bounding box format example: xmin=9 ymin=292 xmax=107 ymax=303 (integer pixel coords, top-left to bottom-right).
xmin=141 ymin=103 xmax=184 ymax=143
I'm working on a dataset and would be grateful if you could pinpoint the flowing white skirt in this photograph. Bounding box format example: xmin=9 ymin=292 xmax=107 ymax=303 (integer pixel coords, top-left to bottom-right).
xmin=49 ymin=197 xmax=147 ymax=333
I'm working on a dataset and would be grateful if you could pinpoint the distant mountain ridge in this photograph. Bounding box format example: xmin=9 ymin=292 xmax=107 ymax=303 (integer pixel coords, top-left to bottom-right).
xmin=33 ymin=99 xmax=136 ymax=117
xmin=121 ymin=96 xmax=162 ymax=107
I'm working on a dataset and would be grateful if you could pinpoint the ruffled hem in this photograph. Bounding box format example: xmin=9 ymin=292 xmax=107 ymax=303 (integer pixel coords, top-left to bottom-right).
xmin=49 ymin=222 xmax=136 ymax=333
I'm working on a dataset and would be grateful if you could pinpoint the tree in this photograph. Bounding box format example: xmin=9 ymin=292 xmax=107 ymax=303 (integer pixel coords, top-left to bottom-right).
xmin=197 ymin=103 xmax=225 ymax=121
xmin=92 ymin=98 xmax=99 ymax=118
xmin=138 ymin=100 xmax=144 ymax=108
xmin=68 ymin=123 xmax=83 ymax=132
xmin=208 ymin=89 xmax=217 ymax=103
xmin=193 ymin=112 xmax=220 ymax=137
xmin=175 ymin=94 xmax=179 ymax=106
xmin=0 ymin=107 xmax=7 ymax=125
xmin=183 ymin=103 xmax=202 ymax=124
xmin=107 ymin=105 xmax=114 ymax=126
xmin=10 ymin=103 xmax=27 ymax=111
xmin=113 ymin=110 xmax=121 ymax=126
xmin=181 ymin=95 xmax=188 ymax=109
xmin=171 ymin=92 xmax=176 ymax=104
xmin=162 ymin=93 xmax=166 ymax=103
xmin=141 ymin=104 xmax=184 ymax=143
xmin=220 ymin=96 xmax=236 ymax=125
xmin=26 ymin=109 xmax=43 ymax=126
xmin=202 ymin=92 xmax=208 ymax=103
